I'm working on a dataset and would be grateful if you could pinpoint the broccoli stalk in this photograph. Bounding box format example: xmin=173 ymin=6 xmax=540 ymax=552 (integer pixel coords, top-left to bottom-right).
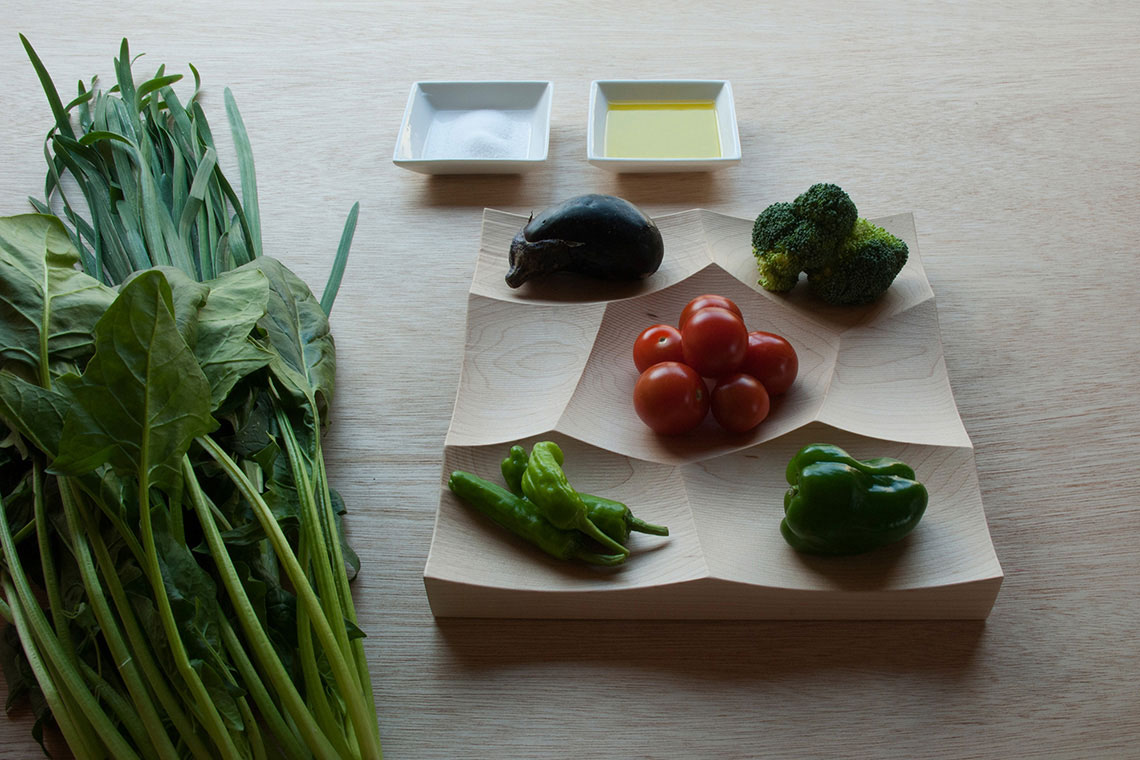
xmin=751 ymin=184 xmax=907 ymax=305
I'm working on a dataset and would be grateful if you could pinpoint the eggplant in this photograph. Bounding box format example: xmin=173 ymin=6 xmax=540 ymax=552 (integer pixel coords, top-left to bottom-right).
xmin=505 ymin=194 xmax=664 ymax=288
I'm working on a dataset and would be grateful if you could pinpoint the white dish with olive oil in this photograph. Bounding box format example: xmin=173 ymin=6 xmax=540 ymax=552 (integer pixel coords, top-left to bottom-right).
xmin=587 ymin=80 xmax=742 ymax=173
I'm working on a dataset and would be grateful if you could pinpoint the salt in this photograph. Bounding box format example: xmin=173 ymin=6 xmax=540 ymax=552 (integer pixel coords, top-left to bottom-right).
xmin=422 ymin=108 xmax=532 ymax=160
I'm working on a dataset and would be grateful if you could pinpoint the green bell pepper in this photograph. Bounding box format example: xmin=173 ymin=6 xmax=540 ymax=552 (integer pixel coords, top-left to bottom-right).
xmin=780 ymin=443 xmax=928 ymax=555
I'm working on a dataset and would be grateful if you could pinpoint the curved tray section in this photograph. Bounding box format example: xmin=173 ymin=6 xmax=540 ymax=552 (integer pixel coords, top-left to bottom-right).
xmin=445 ymin=296 xmax=604 ymax=447
xmin=426 ymin=208 xmax=1002 ymax=619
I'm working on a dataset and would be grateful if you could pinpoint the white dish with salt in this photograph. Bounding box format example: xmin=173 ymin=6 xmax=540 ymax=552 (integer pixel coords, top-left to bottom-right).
xmin=394 ymin=81 xmax=552 ymax=174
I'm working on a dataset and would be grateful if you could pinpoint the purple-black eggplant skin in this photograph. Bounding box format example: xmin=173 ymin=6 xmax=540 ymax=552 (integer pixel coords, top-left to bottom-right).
xmin=505 ymin=194 xmax=664 ymax=288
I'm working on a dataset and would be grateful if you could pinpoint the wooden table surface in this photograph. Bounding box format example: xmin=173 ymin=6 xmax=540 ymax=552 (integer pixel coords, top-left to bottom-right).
xmin=2 ymin=1 xmax=1138 ymax=757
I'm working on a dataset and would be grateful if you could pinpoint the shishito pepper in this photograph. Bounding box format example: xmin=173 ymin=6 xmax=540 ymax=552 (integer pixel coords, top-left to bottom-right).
xmin=578 ymin=493 xmax=669 ymax=544
xmin=500 ymin=445 xmax=531 ymax=496
xmin=501 ymin=445 xmax=668 ymax=544
xmin=520 ymin=441 xmax=630 ymax=557
xmin=448 ymin=471 xmax=627 ymax=566
xmin=780 ymin=443 xmax=928 ymax=555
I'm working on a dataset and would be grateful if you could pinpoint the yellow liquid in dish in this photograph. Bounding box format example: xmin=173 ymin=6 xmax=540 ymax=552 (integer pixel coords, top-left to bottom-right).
xmin=603 ymin=101 xmax=721 ymax=159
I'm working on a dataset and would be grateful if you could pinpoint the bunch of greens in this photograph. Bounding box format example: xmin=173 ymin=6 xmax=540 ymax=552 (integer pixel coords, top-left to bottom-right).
xmin=0 ymin=37 xmax=381 ymax=759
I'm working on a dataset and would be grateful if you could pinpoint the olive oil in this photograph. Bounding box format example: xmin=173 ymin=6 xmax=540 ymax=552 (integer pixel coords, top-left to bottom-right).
xmin=603 ymin=101 xmax=721 ymax=159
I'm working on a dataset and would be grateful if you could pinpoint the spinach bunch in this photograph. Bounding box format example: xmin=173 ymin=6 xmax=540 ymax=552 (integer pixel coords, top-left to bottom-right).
xmin=0 ymin=39 xmax=380 ymax=759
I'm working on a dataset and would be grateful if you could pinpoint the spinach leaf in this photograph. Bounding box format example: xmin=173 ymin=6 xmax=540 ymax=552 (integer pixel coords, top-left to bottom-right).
xmin=195 ymin=268 xmax=275 ymax=409
xmin=0 ymin=214 xmax=114 ymax=380
xmin=50 ymin=270 xmax=217 ymax=493
xmin=244 ymin=257 xmax=336 ymax=421
xmin=329 ymin=488 xmax=360 ymax=582
xmin=122 ymin=265 xmax=209 ymax=347
xmin=0 ymin=371 xmax=70 ymax=459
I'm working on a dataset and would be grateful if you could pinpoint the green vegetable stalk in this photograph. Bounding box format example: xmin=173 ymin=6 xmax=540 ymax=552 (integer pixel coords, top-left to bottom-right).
xmin=0 ymin=38 xmax=380 ymax=759
xmin=780 ymin=443 xmax=928 ymax=555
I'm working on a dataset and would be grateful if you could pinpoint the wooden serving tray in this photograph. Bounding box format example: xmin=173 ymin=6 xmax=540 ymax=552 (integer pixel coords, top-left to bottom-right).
xmin=424 ymin=208 xmax=1003 ymax=619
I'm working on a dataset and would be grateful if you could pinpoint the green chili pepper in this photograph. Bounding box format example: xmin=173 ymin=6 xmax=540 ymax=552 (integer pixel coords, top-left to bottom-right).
xmin=501 ymin=445 xmax=530 ymax=496
xmin=578 ymin=493 xmax=669 ymax=543
xmin=447 ymin=471 xmax=627 ymax=566
xmin=781 ymin=443 xmax=928 ymax=555
xmin=520 ymin=441 xmax=630 ymax=557
xmin=502 ymin=445 xmax=668 ymax=544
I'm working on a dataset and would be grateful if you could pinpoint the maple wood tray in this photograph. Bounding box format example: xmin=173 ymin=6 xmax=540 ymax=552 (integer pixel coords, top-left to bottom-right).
xmin=423 ymin=208 xmax=1003 ymax=619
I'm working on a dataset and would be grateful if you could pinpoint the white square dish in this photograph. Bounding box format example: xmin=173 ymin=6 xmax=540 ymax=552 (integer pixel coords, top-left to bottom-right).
xmin=393 ymin=81 xmax=553 ymax=174
xmin=587 ymin=80 xmax=742 ymax=173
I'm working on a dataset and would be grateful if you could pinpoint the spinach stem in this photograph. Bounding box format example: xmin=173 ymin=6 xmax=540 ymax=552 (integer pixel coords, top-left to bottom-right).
xmin=218 ymin=618 xmax=310 ymax=760
xmin=238 ymin=696 xmax=267 ymax=760
xmin=274 ymin=405 xmax=357 ymax=679
xmin=79 ymin=487 xmax=213 ymax=760
xmin=76 ymin=659 xmax=155 ymax=758
xmin=33 ymin=461 xmax=76 ymax=661
xmin=183 ymin=456 xmax=345 ymax=760
xmin=58 ymin=478 xmax=182 ymax=760
xmin=315 ymin=442 xmax=378 ymax=741
xmin=0 ymin=492 xmax=140 ymax=759
xmin=3 ymin=579 xmax=101 ymax=759
xmin=197 ymin=434 xmax=382 ymax=760
xmin=296 ymin=539 xmax=354 ymax=759
xmin=135 ymin=471 xmax=242 ymax=760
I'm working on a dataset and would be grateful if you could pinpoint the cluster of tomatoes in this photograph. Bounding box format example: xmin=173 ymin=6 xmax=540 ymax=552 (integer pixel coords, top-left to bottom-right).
xmin=631 ymin=294 xmax=798 ymax=435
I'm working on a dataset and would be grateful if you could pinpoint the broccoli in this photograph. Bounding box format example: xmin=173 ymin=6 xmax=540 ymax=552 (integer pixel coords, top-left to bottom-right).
xmin=751 ymin=202 xmax=805 ymax=291
xmin=807 ymin=218 xmax=908 ymax=305
xmin=752 ymin=185 xmax=857 ymax=289
xmin=751 ymin=184 xmax=907 ymax=305
xmin=792 ymin=182 xmax=858 ymax=239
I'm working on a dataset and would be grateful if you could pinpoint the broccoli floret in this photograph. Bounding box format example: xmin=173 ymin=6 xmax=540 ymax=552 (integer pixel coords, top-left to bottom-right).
xmin=752 ymin=202 xmax=801 ymax=291
xmin=806 ymin=218 xmax=909 ymax=305
xmin=756 ymin=247 xmax=802 ymax=292
xmin=793 ymin=183 xmax=859 ymax=238
xmin=751 ymin=201 xmax=798 ymax=250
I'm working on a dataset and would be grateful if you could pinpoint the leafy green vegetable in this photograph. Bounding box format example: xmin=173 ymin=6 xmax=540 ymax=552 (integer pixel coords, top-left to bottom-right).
xmin=193 ymin=268 xmax=275 ymax=409
xmin=51 ymin=270 xmax=219 ymax=491
xmin=0 ymin=372 xmax=69 ymax=459
xmin=0 ymin=214 xmax=115 ymax=383
xmin=0 ymin=37 xmax=380 ymax=760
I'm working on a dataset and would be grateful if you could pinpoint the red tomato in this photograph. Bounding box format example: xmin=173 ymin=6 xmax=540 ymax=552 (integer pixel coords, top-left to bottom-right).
xmin=680 ymin=306 xmax=748 ymax=378
xmin=711 ymin=373 xmax=771 ymax=433
xmin=632 ymin=324 xmax=684 ymax=373
xmin=740 ymin=331 xmax=799 ymax=395
xmin=678 ymin=294 xmax=743 ymax=330
xmin=633 ymin=362 xmax=709 ymax=435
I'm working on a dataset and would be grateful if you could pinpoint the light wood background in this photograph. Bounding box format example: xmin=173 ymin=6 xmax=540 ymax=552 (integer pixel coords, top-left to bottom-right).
xmin=1 ymin=1 xmax=1137 ymax=757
